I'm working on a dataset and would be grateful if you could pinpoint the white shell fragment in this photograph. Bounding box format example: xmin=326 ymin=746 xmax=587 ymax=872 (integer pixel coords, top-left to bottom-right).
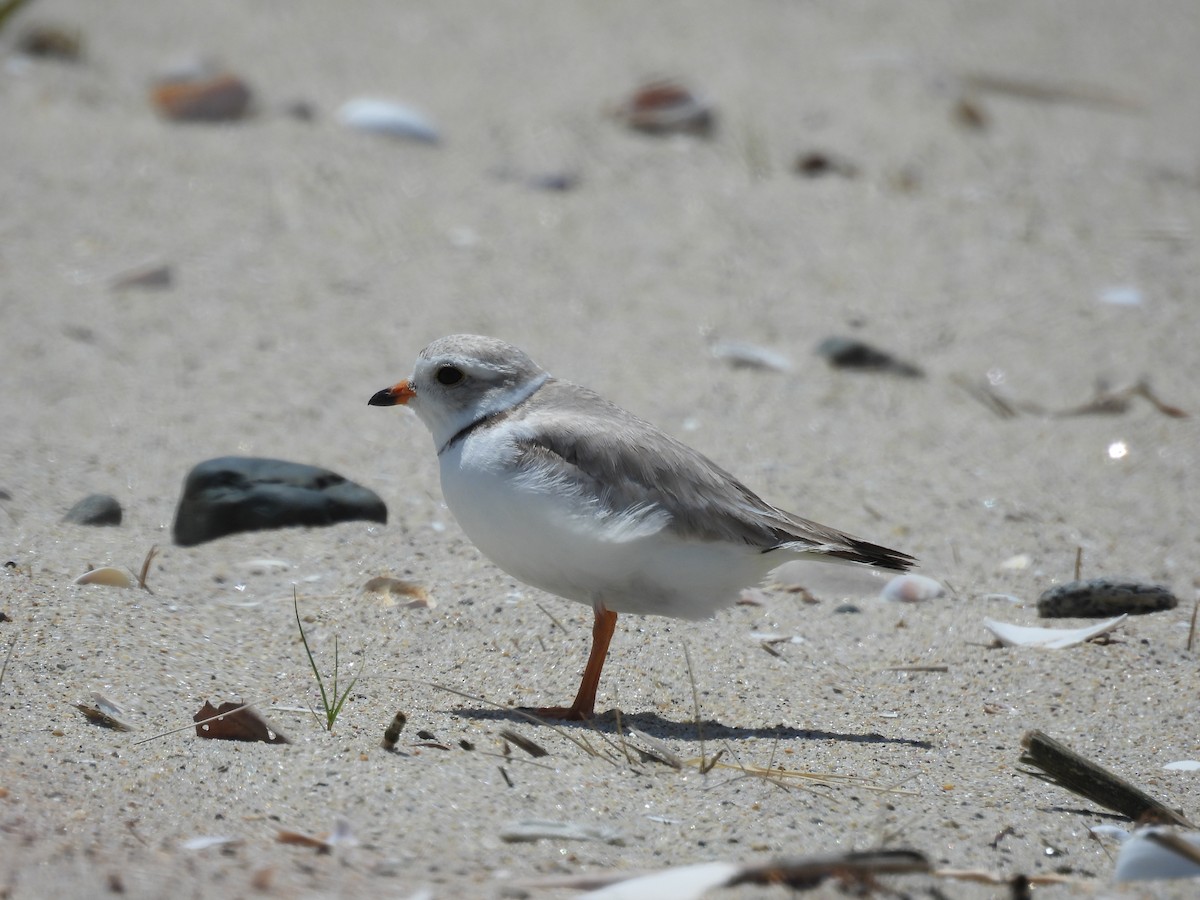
xmin=880 ymin=574 xmax=945 ymax=603
xmin=74 ymin=566 xmax=134 ymax=588
xmin=1099 ymin=285 xmax=1144 ymax=307
xmin=1113 ymin=828 xmax=1200 ymax=882
xmin=1164 ymin=761 xmax=1200 ymax=772
xmin=709 ymin=339 xmax=793 ymax=373
xmin=581 ymin=861 xmax=740 ymax=899
xmin=180 ymin=835 xmax=240 ymax=851
xmin=243 ymin=558 xmax=292 ymax=574
xmin=338 ymin=98 xmax=440 ymax=143
xmin=983 ymin=614 xmax=1126 ymax=649
xmin=73 ymin=692 xmax=134 ymax=731
xmin=998 ymin=553 xmax=1031 ymax=570
xmin=499 ymin=819 xmax=625 ymax=846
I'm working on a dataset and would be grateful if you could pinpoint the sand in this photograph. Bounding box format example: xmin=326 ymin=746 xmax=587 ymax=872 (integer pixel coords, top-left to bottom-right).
xmin=2 ymin=0 xmax=1199 ymax=896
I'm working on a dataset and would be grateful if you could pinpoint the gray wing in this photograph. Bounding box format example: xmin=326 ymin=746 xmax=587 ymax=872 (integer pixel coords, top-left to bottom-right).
xmin=510 ymin=381 xmax=914 ymax=571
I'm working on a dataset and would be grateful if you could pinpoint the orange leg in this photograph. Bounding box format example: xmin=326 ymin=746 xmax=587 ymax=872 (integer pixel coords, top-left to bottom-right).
xmin=530 ymin=607 xmax=618 ymax=721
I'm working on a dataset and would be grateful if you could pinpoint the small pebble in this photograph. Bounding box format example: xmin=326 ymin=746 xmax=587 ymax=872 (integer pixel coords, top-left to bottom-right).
xmin=952 ymin=97 xmax=989 ymax=130
xmin=17 ymin=24 xmax=83 ymax=61
xmin=110 ymin=263 xmax=173 ymax=291
xmin=1037 ymin=579 xmax=1178 ymax=618
xmin=815 ymin=336 xmax=923 ymax=377
xmin=794 ymin=151 xmax=859 ymax=179
xmin=63 ymin=493 xmax=122 ymax=526
xmin=152 ymin=73 xmax=252 ymax=121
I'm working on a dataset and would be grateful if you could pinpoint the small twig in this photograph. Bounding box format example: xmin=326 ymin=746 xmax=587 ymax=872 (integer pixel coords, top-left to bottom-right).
xmin=534 ymin=602 xmax=566 ymax=633
xmin=951 ymin=373 xmax=1021 ymax=419
xmin=427 ymin=682 xmax=621 ymax=767
xmin=1187 ymin=598 xmax=1199 ymax=653
xmin=729 ymin=849 xmax=930 ymax=890
xmin=1145 ymin=830 xmax=1200 ymax=867
xmin=626 ymin=728 xmax=683 ymax=769
xmin=612 ymin=702 xmax=635 ymax=765
xmin=0 ymin=638 xmax=15 ymax=693
xmin=960 ymin=71 xmax=1141 ymax=112
xmin=499 ymin=728 xmax=548 ymax=758
xmin=1073 ymin=547 xmax=1082 ymax=581
xmin=1018 ymin=730 xmax=1193 ymax=826
xmin=682 ymin=639 xmax=706 ymax=772
xmin=881 ymin=665 xmax=949 ymax=673
xmin=137 ymin=545 xmax=159 ymax=593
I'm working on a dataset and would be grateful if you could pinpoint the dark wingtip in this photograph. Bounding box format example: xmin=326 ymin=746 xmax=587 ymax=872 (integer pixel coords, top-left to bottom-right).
xmin=830 ymin=541 xmax=917 ymax=572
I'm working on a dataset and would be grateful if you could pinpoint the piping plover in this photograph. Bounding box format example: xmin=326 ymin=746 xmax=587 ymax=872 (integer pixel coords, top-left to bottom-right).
xmin=370 ymin=335 xmax=914 ymax=719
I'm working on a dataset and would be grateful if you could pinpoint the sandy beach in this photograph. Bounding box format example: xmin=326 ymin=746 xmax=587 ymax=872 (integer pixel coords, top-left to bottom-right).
xmin=2 ymin=1 xmax=1199 ymax=896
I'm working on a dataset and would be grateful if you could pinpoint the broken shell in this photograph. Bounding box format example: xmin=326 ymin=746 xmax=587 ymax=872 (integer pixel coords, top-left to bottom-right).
xmin=73 ymin=692 xmax=133 ymax=731
xmin=616 ymin=79 xmax=714 ymax=137
xmin=1114 ymin=827 xmax=1200 ymax=882
xmin=582 ymin=861 xmax=740 ymax=899
xmin=362 ymin=576 xmax=434 ymax=608
xmin=337 ymin=98 xmax=440 ymax=143
xmin=151 ymin=73 xmax=252 ymax=121
xmin=499 ymin=819 xmax=626 ymax=846
xmin=181 ymin=835 xmax=241 ymax=851
xmin=74 ymin=566 xmax=134 ymax=588
xmin=998 ymin=553 xmax=1032 ymax=571
xmin=983 ymin=614 xmax=1126 ymax=649
xmin=709 ymin=339 xmax=793 ymax=373
xmin=880 ymin=574 xmax=946 ymax=603
xmin=1037 ymin=579 xmax=1177 ymax=618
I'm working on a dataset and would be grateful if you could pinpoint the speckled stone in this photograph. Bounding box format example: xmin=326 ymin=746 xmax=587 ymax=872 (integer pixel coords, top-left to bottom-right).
xmin=1037 ymin=579 xmax=1178 ymax=618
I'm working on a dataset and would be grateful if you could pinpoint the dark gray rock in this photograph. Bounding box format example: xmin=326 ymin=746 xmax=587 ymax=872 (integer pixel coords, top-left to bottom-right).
xmin=172 ymin=457 xmax=387 ymax=546
xmin=63 ymin=493 xmax=123 ymax=526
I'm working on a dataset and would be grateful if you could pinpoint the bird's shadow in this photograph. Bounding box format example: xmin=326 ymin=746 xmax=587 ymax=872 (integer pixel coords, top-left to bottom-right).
xmin=451 ymin=706 xmax=933 ymax=749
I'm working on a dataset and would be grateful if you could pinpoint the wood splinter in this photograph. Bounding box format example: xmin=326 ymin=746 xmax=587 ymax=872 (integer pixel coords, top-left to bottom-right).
xmin=1018 ymin=730 xmax=1193 ymax=827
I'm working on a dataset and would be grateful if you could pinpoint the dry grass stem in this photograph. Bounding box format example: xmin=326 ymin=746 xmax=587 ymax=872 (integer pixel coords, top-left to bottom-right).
xmin=137 ymin=545 xmax=159 ymax=592
xmin=132 ymin=702 xmax=254 ymax=745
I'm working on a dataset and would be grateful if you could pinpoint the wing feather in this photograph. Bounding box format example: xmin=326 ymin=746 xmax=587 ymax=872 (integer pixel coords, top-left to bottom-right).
xmin=509 ymin=381 xmax=914 ymax=571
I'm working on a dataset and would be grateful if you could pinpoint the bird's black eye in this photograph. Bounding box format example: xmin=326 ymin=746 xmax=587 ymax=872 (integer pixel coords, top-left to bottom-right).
xmin=436 ymin=365 xmax=464 ymax=386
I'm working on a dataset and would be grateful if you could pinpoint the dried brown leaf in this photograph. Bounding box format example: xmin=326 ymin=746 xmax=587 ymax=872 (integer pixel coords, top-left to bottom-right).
xmin=193 ymin=701 xmax=288 ymax=744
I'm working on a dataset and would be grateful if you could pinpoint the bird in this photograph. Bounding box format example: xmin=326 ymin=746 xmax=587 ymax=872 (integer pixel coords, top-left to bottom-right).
xmin=369 ymin=334 xmax=914 ymax=720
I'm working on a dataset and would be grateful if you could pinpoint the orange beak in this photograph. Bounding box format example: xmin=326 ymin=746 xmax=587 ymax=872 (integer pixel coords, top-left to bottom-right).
xmin=367 ymin=379 xmax=416 ymax=407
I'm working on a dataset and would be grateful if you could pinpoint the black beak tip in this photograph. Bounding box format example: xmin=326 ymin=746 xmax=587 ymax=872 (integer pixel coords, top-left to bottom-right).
xmin=368 ymin=388 xmax=397 ymax=407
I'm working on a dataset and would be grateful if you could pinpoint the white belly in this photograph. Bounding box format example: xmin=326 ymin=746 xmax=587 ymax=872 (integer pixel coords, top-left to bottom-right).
xmin=437 ymin=437 xmax=775 ymax=619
